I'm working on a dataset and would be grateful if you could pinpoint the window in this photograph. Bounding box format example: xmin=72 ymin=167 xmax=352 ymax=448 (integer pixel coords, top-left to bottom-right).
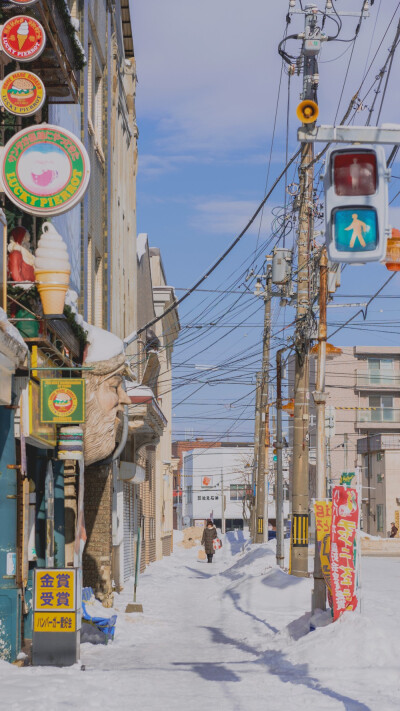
xmin=376 ymin=504 xmax=384 ymax=532
xmin=186 ymin=486 xmax=192 ymax=504
xmin=377 ymin=473 xmax=384 ymax=484
xmin=230 ymin=485 xmax=245 ymax=501
xmin=368 ymin=358 xmax=394 ymax=385
xmin=369 ymin=395 xmax=393 ymax=422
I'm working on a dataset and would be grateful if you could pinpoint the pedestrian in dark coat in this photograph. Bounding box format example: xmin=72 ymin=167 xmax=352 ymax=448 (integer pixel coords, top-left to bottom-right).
xmin=390 ymin=522 xmax=398 ymax=538
xmin=201 ymin=519 xmax=217 ymax=563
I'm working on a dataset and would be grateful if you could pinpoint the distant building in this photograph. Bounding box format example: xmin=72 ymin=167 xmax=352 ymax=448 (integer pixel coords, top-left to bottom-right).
xmin=289 ymin=346 xmax=400 ymax=533
xmin=181 ymin=444 xmax=254 ymax=531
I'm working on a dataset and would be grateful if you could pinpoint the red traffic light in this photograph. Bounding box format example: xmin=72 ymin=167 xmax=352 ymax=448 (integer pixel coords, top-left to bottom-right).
xmin=333 ymin=150 xmax=377 ymax=197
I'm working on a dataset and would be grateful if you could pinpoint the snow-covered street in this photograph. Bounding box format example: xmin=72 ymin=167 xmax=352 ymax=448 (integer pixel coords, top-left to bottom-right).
xmin=1 ymin=532 xmax=399 ymax=711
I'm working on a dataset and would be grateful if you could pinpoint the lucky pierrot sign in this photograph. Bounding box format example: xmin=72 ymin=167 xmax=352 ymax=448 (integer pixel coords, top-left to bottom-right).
xmin=40 ymin=379 xmax=85 ymax=424
xmin=8 ymin=0 xmax=39 ymax=6
xmin=1 ymin=124 xmax=91 ymax=216
xmin=0 ymin=15 xmax=46 ymax=62
xmin=0 ymin=70 xmax=45 ymax=116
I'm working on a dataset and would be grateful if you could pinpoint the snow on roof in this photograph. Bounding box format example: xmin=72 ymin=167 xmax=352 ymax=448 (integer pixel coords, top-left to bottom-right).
xmin=0 ymin=307 xmax=28 ymax=365
xmin=137 ymin=233 xmax=148 ymax=263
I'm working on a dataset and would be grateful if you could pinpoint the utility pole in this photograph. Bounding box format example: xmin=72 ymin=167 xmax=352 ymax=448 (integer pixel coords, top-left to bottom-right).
xmin=312 ymin=248 xmax=328 ymax=612
xmin=221 ymin=468 xmax=226 ymax=534
xmin=251 ymin=372 xmax=262 ymax=540
xmin=255 ymin=270 xmax=272 ymax=543
xmin=276 ymin=348 xmax=285 ymax=568
xmin=291 ymin=4 xmax=318 ymax=576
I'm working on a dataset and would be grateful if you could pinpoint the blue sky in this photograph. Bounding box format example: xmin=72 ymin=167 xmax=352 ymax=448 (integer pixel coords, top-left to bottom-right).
xmin=131 ymin=1 xmax=400 ymax=442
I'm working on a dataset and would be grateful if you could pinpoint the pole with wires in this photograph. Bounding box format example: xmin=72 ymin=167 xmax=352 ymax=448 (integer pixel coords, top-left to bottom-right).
xmin=255 ymin=270 xmax=272 ymax=544
xmin=291 ymin=4 xmax=319 ymax=577
xmin=251 ymin=372 xmax=262 ymax=541
xmin=312 ymin=248 xmax=328 ymax=612
xmin=276 ymin=348 xmax=286 ymax=568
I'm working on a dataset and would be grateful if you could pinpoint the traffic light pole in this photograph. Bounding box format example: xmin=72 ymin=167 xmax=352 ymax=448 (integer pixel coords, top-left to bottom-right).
xmin=312 ymin=248 xmax=328 ymax=612
xmin=255 ymin=271 xmax=271 ymax=543
xmin=291 ymin=5 xmax=317 ymax=576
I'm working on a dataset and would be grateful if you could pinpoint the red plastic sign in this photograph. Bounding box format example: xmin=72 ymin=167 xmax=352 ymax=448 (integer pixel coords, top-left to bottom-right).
xmin=330 ymin=486 xmax=359 ymax=620
xmin=1 ymin=15 xmax=46 ymax=62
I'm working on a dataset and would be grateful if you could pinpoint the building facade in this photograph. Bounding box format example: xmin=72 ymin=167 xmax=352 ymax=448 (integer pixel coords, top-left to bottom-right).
xmin=181 ymin=445 xmax=254 ymax=531
xmin=289 ymin=346 xmax=400 ymax=534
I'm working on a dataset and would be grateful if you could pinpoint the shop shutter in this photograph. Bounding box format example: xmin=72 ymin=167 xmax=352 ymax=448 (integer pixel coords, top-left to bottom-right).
xmin=123 ymin=482 xmax=134 ymax=581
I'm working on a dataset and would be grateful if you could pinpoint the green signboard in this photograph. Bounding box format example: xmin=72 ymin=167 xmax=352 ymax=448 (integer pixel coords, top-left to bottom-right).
xmin=340 ymin=472 xmax=355 ymax=487
xmin=40 ymin=379 xmax=85 ymax=424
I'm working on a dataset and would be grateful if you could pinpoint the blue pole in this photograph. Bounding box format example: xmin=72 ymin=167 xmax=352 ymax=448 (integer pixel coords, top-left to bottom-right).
xmin=0 ymin=406 xmax=21 ymax=662
xmin=53 ymin=460 xmax=65 ymax=567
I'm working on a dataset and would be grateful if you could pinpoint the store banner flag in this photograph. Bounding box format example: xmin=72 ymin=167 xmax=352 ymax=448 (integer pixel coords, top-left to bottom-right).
xmin=314 ymin=500 xmax=332 ymax=594
xmin=330 ymin=486 xmax=359 ymax=620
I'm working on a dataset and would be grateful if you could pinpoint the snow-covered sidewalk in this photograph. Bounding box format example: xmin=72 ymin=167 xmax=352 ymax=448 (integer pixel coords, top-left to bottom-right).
xmin=1 ymin=531 xmax=399 ymax=710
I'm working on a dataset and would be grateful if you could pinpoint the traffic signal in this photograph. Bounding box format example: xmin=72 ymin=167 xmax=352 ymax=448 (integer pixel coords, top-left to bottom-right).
xmin=324 ymin=145 xmax=390 ymax=263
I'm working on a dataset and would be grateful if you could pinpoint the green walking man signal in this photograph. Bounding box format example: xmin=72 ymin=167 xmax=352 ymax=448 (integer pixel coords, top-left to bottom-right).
xmin=324 ymin=145 xmax=391 ymax=264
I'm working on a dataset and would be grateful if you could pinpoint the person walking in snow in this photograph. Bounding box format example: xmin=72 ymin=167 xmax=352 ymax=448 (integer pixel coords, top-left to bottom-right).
xmin=389 ymin=521 xmax=398 ymax=538
xmin=201 ymin=519 xmax=217 ymax=563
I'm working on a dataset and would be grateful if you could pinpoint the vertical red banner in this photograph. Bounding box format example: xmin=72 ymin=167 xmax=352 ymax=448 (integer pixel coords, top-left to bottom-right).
xmin=330 ymin=486 xmax=359 ymax=620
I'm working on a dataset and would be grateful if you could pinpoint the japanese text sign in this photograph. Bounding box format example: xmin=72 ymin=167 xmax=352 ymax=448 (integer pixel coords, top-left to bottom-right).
xmin=330 ymin=486 xmax=359 ymax=620
xmin=314 ymin=501 xmax=332 ymax=595
xmin=34 ymin=569 xmax=76 ymax=611
xmin=40 ymin=379 xmax=85 ymax=423
xmin=34 ymin=612 xmax=76 ymax=633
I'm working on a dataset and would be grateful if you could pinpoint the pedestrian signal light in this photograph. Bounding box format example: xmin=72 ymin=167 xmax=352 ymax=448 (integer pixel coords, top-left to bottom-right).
xmin=296 ymin=99 xmax=319 ymax=125
xmin=324 ymin=145 xmax=390 ymax=263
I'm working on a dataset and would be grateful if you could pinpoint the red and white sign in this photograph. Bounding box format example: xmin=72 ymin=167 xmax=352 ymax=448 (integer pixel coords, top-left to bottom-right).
xmin=8 ymin=1 xmax=39 ymax=6
xmin=1 ymin=15 xmax=46 ymax=62
xmin=201 ymin=476 xmax=213 ymax=488
xmin=330 ymin=486 xmax=359 ymax=621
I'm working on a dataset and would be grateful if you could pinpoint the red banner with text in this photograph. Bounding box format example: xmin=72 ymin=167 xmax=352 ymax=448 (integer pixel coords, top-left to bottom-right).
xmin=330 ymin=486 xmax=359 ymax=620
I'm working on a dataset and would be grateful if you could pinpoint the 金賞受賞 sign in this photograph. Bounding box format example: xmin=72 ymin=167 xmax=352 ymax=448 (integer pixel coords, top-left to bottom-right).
xmin=1 ymin=15 xmax=46 ymax=62
xmin=40 ymin=379 xmax=85 ymax=424
xmin=34 ymin=569 xmax=76 ymax=611
xmin=330 ymin=486 xmax=359 ymax=620
xmin=1 ymin=124 xmax=91 ymax=216
xmin=1 ymin=70 xmax=45 ymax=117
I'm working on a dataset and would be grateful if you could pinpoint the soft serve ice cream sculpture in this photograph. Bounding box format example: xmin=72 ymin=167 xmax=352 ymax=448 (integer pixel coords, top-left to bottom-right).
xmin=35 ymin=222 xmax=70 ymax=315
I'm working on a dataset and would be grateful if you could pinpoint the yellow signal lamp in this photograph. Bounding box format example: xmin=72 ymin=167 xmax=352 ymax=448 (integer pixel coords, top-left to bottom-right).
xmin=296 ymin=99 xmax=319 ymax=124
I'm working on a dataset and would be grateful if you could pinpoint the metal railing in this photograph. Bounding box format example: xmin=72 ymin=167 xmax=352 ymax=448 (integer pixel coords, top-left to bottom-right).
xmin=356 ymin=371 xmax=400 ymax=388
xmin=357 ymin=408 xmax=400 ymax=424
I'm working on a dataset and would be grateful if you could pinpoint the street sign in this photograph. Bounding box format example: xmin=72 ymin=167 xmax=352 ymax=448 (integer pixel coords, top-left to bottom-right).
xmin=324 ymin=145 xmax=390 ymax=263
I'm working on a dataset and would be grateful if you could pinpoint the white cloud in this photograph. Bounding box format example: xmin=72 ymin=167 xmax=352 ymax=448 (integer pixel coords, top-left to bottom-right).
xmin=130 ymin=1 xmax=397 ymax=157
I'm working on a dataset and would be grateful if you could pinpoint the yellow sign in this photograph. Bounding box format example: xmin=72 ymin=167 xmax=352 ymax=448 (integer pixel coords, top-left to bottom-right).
xmin=34 ymin=612 xmax=76 ymax=632
xmin=28 ymin=380 xmax=57 ymax=447
xmin=314 ymin=501 xmax=332 ymax=542
xmin=34 ymin=568 xmax=76 ymax=611
xmin=314 ymin=501 xmax=333 ymax=594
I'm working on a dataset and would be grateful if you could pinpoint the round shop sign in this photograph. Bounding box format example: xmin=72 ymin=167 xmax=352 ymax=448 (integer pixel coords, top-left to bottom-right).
xmin=1 ymin=15 xmax=46 ymax=62
xmin=8 ymin=1 xmax=39 ymax=6
xmin=1 ymin=124 xmax=91 ymax=216
xmin=48 ymin=388 xmax=78 ymax=418
xmin=1 ymin=71 xmax=45 ymax=117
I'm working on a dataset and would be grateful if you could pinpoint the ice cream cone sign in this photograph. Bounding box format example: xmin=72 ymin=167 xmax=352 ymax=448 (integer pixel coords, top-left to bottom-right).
xmin=34 ymin=222 xmax=71 ymax=316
